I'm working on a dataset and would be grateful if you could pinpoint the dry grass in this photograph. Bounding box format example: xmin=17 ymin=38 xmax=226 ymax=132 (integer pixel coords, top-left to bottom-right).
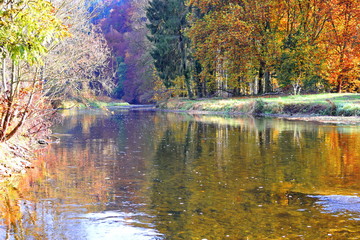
xmin=159 ymin=93 xmax=360 ymax=116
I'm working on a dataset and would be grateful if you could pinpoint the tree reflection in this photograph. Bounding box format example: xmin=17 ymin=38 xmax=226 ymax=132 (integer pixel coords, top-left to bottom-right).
xmin=148 ymin=114 xmax=360 ymax=239
xmin=0 ymin=111 xmax=359 ymax=239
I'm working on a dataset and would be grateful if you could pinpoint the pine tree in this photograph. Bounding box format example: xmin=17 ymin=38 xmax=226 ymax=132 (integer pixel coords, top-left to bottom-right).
xmin=146 ymin=0 xmax=194 ymax=98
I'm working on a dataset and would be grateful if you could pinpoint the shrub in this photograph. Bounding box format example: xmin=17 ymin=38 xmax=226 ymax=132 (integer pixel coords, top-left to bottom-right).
xmin=252 ymin=99 xmax=266 ymax=115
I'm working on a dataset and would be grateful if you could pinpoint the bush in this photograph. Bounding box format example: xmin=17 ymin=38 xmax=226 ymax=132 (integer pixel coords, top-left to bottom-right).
xmin=252 ymin=99 xmax=266 ymax=115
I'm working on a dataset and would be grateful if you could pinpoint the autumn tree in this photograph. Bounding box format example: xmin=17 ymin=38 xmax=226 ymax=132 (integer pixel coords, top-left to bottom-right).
xmin=187 ymin=3 xmax=249 ymax=96
xmin=0 ymin=0 xmax=68 ymax=142
xmin=96 ymin=1 xmax=132 ymax=99
xmin=322 ymin=0 xmax=360 ymax=92
xmin=121 ymin=0 xmax=156 ymax=103
xmin=92 ymin=0 xmax=156 ymax=103
xmin=187 ymin=0 xmax=283 ymax=96
xmin=187 ymin=0 xmax=360 ymax=95
xmin=275 ymin=0 xmax=330 ymax=94
xmin=0 ymin=0 xmax=114 ymax=142
xmin=42 ymin=0 xmax=114 ymax=101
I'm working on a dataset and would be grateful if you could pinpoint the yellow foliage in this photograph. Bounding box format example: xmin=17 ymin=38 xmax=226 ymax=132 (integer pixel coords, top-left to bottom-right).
xmin=152 ymin=73 xmax=195 ymax=101
xmin=169 ymin=76 xmax=188 ymax=98
xmin=152 ymin=74 xmax=172 ymax=102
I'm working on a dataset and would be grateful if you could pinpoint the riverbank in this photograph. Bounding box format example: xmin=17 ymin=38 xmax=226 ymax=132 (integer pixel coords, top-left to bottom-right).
xmin=0 ymin=137 xmax=35 ymax=178
xmin=157 ymin=93 xmax=360 ymax=125
xmin=54 ymin=97 xmax=130 ymax=109
xmin=0 ymin=97 xmax=130 ymax=179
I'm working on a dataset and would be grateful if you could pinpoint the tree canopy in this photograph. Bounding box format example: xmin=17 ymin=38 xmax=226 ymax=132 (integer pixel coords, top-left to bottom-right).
xmin=141 ymin=0 xmax=360 ymax=98
xmin=0 ymin=0 xmax=115 ymax=142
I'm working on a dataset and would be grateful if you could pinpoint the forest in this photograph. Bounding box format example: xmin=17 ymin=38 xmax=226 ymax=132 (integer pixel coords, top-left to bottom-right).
xmin=0 ymin=0 xmax=360 ymax=143
xmin=147 ymin=0 xmax=360 ymax=99
xmin=94 ymin=0 xmax=360 ymax=102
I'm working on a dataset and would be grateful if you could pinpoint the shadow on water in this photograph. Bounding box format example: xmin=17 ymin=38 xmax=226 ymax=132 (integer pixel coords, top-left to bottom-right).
xmin=0 ymin=109 xmax=360 ymax=239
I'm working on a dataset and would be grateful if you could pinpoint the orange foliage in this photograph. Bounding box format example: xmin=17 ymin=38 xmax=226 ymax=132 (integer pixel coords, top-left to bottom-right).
xmin=187 ymin=0 xmax=360 ymax=93
xmin=321 ymin=0 xmax=360 ymax=92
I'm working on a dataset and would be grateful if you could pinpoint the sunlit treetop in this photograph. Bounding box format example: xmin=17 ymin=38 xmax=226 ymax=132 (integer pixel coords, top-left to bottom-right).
xmin=0 ymin=0 xmax=69 ymax=64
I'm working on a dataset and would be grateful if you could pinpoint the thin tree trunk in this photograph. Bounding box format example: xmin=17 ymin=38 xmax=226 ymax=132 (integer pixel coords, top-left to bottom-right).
xmin=0 ymin=100 xmax=13 ymax=142
xmin=184 ymin=72 xmax=193 ymax=99
xmin=10 ymin=59 xmax=16 ymax=98
xmin=1 ymin=58 xmax=7 ymax=92
xmin=202 ymin=81 xmax=207 ymax=97
xmin=179 ymin=33 xmax=193 ymax=99
xmin=196 ymin=78 xmax=202 ymax=98
xmin=194 ymin=60 xmax=202 ymax=98
xmin=4 ymin=73 xmax=37 ymax=141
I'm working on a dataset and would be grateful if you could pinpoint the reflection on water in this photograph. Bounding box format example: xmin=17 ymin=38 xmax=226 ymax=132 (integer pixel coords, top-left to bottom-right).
xmin=0 ymin=109 xmax=360 ymax=239
xmin=310 ymin=195 xmax=360 ymax=219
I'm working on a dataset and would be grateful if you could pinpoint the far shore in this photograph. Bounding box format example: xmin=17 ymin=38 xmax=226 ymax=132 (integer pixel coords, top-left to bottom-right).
xmin=160 ymin=108 xmax=360 ymax=125
xmin=157 ymin=93 xmax=360 ymax=125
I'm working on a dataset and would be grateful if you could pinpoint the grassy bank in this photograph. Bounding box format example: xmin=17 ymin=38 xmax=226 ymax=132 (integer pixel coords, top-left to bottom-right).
xmin=158 ymin=93 xmax=360 ymax=117
xmin=54 ymin=97 xmax=130 ymax=109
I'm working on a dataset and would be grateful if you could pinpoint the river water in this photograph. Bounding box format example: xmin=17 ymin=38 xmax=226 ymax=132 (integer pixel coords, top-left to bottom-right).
xmin=0 ymin=108 xmax=360 ymax=239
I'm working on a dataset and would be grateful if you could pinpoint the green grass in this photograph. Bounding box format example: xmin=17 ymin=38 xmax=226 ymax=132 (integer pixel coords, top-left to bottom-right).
xmin=159 ymin=93 xmax=360 ymax=116
xmin=88 ymin=101 xmax=130 ymax=108
xmin=59 ymin=99 xmax=130 ymax=109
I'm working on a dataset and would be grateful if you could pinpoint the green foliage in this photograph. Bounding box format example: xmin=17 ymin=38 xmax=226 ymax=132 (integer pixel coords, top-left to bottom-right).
xmin=252 ymin=99 xmax=266 ymax=115
xmin=0 ymin=0 xmax=69 ymax=142
xmin=0 ymin=0 xmax=68 ymax=64
xmin=275 ymin=32 xmax=326 ymax=95
xmin=147 ymin=0 xmax=183 ymax=87
xmin=146 ymin=0 xmax=194 ymax=98
xmin=113 ymin=57 xmax=127 ymax=98
xmin=336 ymin=104 xmax=360 ymax=116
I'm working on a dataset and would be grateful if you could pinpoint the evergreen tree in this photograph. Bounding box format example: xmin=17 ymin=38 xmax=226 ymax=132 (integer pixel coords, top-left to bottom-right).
xmin=146 ymin=0 xmax=194 ymax=98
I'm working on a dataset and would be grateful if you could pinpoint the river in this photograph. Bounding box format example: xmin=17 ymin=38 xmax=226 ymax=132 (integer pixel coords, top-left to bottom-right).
xmin=0 ymin=108 xmax=359 ymax=239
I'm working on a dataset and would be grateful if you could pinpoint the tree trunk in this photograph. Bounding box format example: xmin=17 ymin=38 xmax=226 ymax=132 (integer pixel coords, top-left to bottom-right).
xmin=202 ymin=81 xmax=207 ymax=97
xmin=10 ymin=59 xmax=16 ymax=97
xmin=252 ymin=76 xmax=258 ymax=95
xmin=258 ymin=61 xmax=265 ymax=95
xmin=1 ymin=58 xmax=7 ymax=92
xmin=196 ymin=78 xmax=203 ymax=98
xmin=184 ymin=72 xmax=194 ymax=99
xmin=194 ymin=60 xmax=202 ymax=98
xmin=179 ymin=31 xmax=193 ymax=99
xmin=264 ymin=71 xmax=272 ymax=93
xmin=2 ymin=78 xmax=37 ymax=142
xmin=0 ymin=100 xmax=13 ymax=142
xmin=337 ymin=78 xmax=342 ymax=93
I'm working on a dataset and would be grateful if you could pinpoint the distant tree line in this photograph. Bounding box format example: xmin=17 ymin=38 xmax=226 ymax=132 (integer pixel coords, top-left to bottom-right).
xmin=91 ymin=0 xmax=154 ymax=103
xmin=55 ymin=0 xmax=359 ymax=103
xmin=145 ymin=0 xmax=360 ymax=98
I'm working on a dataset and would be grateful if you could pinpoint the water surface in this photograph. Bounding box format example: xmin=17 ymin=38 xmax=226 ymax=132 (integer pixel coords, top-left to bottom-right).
xmin=1 ymin=109 xmax=360 ymax=239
